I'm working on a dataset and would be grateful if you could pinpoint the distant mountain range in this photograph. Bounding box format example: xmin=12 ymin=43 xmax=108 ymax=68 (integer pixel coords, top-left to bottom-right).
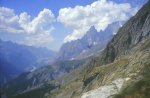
xmin=0 ymin=21 xmax=121 ymax=85
xmin=0 ymin=40 xmax=57 ymax=85
xmin=58 ymin=22 xmax=122 ymax=60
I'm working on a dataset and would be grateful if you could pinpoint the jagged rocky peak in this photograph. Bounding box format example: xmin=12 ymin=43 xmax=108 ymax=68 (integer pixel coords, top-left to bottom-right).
xmin=58 ymin=22 xmax=122 ymax=61
xmin=85 ymin=26 xmax=98 ymax=37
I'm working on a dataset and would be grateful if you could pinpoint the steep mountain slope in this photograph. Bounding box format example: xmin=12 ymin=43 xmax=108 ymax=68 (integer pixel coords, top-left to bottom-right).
xmin=58 ymin=22 xmax=121 ymax=60
xmin=94 ymin=0 xmax=150 ymax=65
xmin=44 ymin=2 xmax=150 ymax=98
xmin=43 ymin=2 xmax=149 ymax=98
xmin=0 ymin=40 xmax=57 ymax=85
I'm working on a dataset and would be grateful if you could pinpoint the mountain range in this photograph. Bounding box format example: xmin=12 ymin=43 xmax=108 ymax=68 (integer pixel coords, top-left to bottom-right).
xmin=0 ymin=12 xmax=122 ymax=86
xmin=58 ymin=22 xmax=122 ymax=60
xmin=1 ymin=1 xmax=150 ymax=98
xmin=0 ymin=40 xmax=57 ymax=85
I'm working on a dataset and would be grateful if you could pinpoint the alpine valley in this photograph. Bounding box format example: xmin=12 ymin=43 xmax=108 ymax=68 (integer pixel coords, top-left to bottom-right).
xmin=0 ymin=0 xmax=150 ymax=98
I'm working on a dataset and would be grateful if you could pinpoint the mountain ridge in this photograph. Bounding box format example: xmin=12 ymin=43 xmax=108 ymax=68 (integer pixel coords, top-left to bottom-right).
xmin=58 ymin=22 xmax=122 ymax=60
xmin=0 ymin=40 xmax=57 ymax=85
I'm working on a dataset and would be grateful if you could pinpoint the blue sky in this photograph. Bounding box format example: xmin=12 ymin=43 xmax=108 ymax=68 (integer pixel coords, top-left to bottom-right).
xmin=0 ymin=0 xmax=97 ymax=16
xmin=0 ymin=0 xmax=147 ymax=51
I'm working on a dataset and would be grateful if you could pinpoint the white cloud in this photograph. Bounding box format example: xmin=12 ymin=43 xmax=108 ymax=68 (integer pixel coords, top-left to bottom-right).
xmin=19 ymin=8 xmax=55 ymax=34
xmin=0 ymin=7 xmax=24 ymax=33
xmin=0 ymin=7 xmax=55 ymax=48
xmin=58 ymin=0 xmax=138 ymax=43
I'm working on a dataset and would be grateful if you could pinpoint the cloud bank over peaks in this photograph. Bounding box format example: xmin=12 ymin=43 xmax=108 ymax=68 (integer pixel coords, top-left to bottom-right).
xmin=58 ymin=0 xmax=138 ymax=43
xmin=0 ymin=7 xmax=55 ymax=48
